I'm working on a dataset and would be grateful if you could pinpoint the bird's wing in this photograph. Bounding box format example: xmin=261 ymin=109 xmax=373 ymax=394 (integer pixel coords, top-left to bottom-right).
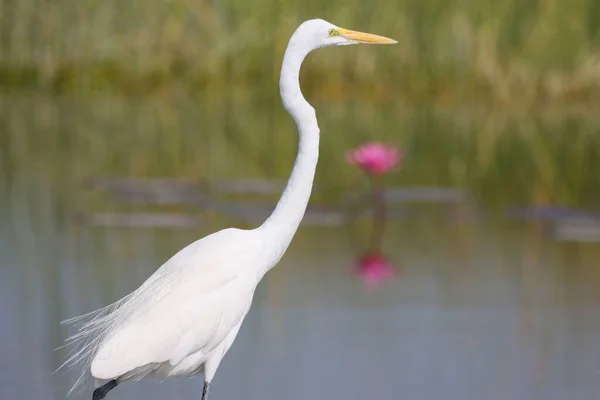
xmin=87 ymin=227 xmax=263 ymax=380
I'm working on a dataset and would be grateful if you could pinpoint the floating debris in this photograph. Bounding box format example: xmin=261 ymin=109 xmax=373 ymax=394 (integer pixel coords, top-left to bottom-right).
xmin=506 ymin=206 xmax=598 ymax=222
xmin=75 ymin=177 xmax=483 ymax=228
xmin=341 ymin=187 xmax=468 ymax=205
xmin=552 ymin=219 xmax=600 ymax=242
xmin=75 ymin=212 xmax=204 ymax=228
xmin=83 ymin=176 xmax=207 ymax=206
xmin=207 ymin=179 xmax=289 ymax=195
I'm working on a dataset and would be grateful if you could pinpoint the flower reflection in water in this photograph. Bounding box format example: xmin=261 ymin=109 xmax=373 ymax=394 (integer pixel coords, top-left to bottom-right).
xmin=356 ymin=252 xmax=397 ymax=286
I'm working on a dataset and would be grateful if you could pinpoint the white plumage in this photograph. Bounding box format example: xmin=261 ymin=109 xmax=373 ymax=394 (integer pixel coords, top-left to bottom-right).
xmin=60 ymin=19 xmax=396 ymax=400
xmin=91 ymin=228 xmax=260 ymax=380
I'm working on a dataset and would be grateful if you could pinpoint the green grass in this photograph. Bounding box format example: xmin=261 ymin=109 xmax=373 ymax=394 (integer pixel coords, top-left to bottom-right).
xmin=2 ymin=1 xmax=599 ymax=212
xmin=1 ymin=92 xmax=599 ymax=211
xmin=2 ymin=0 xmax=600 ymax=104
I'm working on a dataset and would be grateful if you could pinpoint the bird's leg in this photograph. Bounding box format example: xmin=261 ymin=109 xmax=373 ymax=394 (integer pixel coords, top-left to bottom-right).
xmin=92 ymin=380 xmax=119 ymax=400
xmin=201 ymin=380 xmax=210 ymax=400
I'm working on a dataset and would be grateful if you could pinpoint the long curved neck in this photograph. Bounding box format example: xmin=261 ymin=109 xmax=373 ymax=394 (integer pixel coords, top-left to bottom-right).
xmin=259 ymin=36 xmax=319 ymax=263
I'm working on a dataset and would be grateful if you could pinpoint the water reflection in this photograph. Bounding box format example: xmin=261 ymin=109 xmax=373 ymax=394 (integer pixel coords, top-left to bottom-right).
xmin=1 ymin=94 xmax=600 ymax=400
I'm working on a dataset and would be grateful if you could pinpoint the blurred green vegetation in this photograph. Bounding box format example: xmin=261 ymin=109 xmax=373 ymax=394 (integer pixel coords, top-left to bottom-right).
xmin=1 ymin=92 xmax=599 ymax=213
xmin=1 ymin=0 xmax=600 ymax=104
xmin=1 ymin=1 xmax=599 ymax=213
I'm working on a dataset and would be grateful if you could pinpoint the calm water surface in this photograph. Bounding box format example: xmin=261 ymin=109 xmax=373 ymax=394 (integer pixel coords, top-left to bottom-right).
xmin=1 ymin=93 xmax=599 ymax=400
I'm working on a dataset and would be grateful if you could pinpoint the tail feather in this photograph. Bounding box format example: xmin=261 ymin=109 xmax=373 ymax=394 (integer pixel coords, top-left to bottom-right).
xmin=56 ymin=261 xmax=183 ymax=395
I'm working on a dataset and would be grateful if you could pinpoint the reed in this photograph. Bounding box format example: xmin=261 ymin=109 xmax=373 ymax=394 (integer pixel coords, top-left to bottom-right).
xmin=1 ymin=92 xmax=599 ymax=210
xmin=1 ymin=0 xmax=600 ymax=103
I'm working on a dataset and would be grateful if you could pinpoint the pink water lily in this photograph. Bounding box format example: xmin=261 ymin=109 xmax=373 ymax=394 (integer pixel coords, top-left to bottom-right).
xmin=357 ymin=253 xmax=397 ymax=285
xmin=346 ymin=142 xmax=401 ymax=175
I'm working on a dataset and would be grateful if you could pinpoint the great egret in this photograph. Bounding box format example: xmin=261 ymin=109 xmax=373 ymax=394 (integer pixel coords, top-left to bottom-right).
xmin=60 ymin=18 xmax=396 ymax=400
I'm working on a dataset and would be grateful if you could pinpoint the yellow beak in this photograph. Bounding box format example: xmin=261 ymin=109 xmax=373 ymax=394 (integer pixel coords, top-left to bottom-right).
xmin=338 ymin=28 xmax=397 ymax=44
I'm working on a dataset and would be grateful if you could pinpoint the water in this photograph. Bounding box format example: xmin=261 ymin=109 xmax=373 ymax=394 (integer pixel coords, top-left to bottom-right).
xmin=1 ymin=92 xmax=600 ymax=400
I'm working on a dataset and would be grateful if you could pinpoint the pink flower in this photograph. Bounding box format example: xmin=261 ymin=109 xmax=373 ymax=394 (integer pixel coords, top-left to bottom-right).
xmin=346 ymin=142 xmax=402 ymax=175
xmin=356 ymin=253 xmax=398 ymax=285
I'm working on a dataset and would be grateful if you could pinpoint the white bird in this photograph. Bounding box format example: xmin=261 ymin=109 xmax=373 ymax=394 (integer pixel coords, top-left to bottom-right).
xmin=60 ymin=18 xmax=396 ymax=400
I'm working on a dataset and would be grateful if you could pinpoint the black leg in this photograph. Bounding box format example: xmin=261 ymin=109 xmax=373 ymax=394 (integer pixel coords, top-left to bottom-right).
xmin=201 ymin=381 xmax=210 ymax=400
xmin=93 ymin=380 xmax=119 ymax=400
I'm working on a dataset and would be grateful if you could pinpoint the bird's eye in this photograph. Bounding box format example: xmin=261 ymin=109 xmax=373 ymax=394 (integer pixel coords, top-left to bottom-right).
xmin=328 ymin=28 xmax=339 ymax=37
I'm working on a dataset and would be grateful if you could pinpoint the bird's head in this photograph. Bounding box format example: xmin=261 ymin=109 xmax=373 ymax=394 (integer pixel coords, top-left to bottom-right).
xmin=293 ymin=19 xmax=397 ymax=50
